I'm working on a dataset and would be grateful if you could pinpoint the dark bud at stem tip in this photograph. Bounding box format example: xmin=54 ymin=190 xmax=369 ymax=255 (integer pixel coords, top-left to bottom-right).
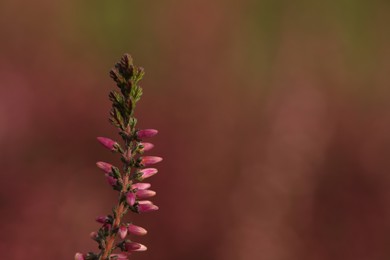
xmin=121 ymin=54 xmax=133 ymax=68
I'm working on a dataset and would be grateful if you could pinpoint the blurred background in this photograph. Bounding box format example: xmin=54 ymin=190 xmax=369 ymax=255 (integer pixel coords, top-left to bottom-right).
xmin=1 ymin=0 xmax=390 ymax=259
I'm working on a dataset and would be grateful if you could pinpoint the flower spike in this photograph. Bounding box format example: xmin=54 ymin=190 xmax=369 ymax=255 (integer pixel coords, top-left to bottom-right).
xmin=76 ymin=54 xmax=161 ymax=259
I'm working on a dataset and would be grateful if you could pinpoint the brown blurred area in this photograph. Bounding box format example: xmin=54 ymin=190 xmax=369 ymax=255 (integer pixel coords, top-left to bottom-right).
xmin=1 ymin=0 xmax=390 ymax=259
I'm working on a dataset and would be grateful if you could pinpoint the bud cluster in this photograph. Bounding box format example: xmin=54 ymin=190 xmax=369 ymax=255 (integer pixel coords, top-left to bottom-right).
xmin=75 ymin=54 xmax=161 ymax=260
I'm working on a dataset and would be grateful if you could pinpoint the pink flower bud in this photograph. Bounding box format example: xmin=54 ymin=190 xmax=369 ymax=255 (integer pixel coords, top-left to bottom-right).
xmin=95 ymin=216 xmax=108 ymax=224
xmin=126 ymin=192 xmax=136 ymax=206
xmin=136 ymin=189 xmax=156 ymax=199
xmin=74 ymin=253 xmax=85 ymax=260
xmin=138 ymin=200 xmax=152 ymax=205
xmin=103 ymin=223 xmax=112 ymax=230
xmin=137 ymin=129 xmax=158 ymax=139
xmin=96 ymin=161 xmax=113 ymax=174
xmin=139 ymin=168 xmax=158 ymax=179
xmin=90 ymin=231 xmax=98 ymax=240
xmin=105 ymin=174 xmax=117 ymax=186
xmin=119 ymin=225 xmax=128 ymax=239
xmin=132 ymin=182 xmax=151 ymax=190
xmin=141 ymin=156 xmax=162 ymax=166
xmin=110 ymin=253 xmax=129 ymax=259
xmin=128 ymin=224 xmax=147 ymax=236
xmin=125 ymin=242 xmax=147 ymax=252
xmin=140 ymin=142 xmax=154 ymax=152
xmin=138 ymin=202 xmax=159 ymax=213
xmin=97 ymin=137 xmax=118 ymax=151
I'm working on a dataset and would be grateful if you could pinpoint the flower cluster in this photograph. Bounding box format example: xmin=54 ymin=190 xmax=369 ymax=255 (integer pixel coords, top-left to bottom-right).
xmin=75 ymin=54 xmax=161 ymax=260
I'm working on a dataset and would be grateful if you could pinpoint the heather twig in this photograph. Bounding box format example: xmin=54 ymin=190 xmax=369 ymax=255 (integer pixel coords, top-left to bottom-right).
xmin=75 ymin=54 xmax=161 ymax=260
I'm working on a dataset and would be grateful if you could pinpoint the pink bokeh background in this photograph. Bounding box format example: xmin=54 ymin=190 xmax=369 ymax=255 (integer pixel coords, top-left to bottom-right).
xmin=1 ymin=1 xmax=390 ymax=259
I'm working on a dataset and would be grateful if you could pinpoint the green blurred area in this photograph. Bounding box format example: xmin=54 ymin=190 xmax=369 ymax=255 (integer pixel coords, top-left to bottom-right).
xmin=1 ymin=0 xmax=387 ymax=90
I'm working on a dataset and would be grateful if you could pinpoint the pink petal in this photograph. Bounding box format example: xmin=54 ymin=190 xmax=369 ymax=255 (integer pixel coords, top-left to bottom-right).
xmin=137 ymin=129 xmax=158 ymax=138
xmin=136 ymin=189 xmax=156 ymax=199
xmin=128 ymin=224 xmax=147 ymax=236
xmin=125 ymin=242 xmax=147 ymax=252
xmin=126 ymin=192 xmax=136 ymax=206
xmin=110 ymin=253 xmax=129 ymax=259
xmin=96 ymin=162 xmax=113 ymax=174
xmin=105 ymin=174 xmax=117 ymax=186
xmin=138 ymin=200 xmax=153 ymax=205
xmin=140 ymin=142 xmax=154 ymax=152
xmin=119 ymin=225 xmax=128 ymax=239
xmin=95 ymin=216 xmax=108 ymax=224
xmin=139 ymin=168 xmax=158 ymax=179
xmin=97 ymin=137 xmax=118 ymax=151
xmin=90 ymin=232 xmax=98 ymax=240
xmin=141 ymin=156 xmax=162 ymax=166
xmin=74 ymin=253 xmax=85 ymax=260
xmin=132 ymin=182 xmax=151 ymax=190
xmin=138 ymin=203 xmax=159 ymax=213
